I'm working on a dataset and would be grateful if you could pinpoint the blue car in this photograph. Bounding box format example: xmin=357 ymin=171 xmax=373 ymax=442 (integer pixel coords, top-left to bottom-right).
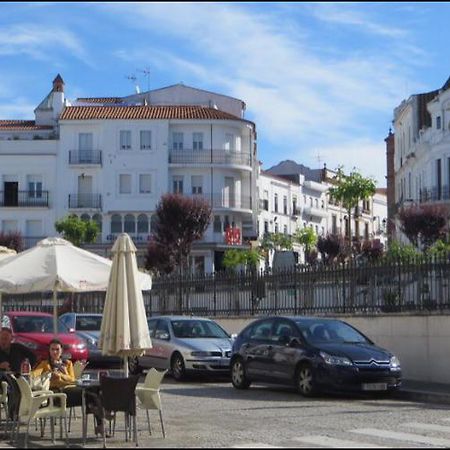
xmin=230 ymin=316 xmax=402 ymax=396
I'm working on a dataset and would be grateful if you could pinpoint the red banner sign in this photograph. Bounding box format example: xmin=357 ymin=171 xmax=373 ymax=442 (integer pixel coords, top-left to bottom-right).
xmin=224 ymin=226 xmax=241 ymax=245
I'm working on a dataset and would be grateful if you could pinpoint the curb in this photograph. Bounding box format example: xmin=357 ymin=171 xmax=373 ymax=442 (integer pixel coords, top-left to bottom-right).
xmin=394 ymin=389 xmax=450 ymax=406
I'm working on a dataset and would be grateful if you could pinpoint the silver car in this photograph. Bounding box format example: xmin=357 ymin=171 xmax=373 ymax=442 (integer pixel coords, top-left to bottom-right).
xmin=129 ymin=315 xmax=233 ymax=380
xmin=59 ymin=313 xmax=121 ymax=366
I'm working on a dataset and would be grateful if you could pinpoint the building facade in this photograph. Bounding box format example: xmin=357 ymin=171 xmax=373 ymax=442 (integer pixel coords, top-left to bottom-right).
xmin=388 ymin=76 xmax=450 ymax=240
xmin=0 ymin=75 xmax=387 ymax=271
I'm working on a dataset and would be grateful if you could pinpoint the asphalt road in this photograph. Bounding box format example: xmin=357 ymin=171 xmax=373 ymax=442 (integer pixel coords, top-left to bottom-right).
xmin=4 ymin=374 xmax=450 ymax=448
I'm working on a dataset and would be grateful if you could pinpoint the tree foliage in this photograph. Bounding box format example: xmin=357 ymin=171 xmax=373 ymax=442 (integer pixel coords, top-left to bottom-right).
xmin=145 ymin=194 xmax=212 ymax=274
xmin=398 ymin=204 xmax=449 ymax=249
xmin=328 ymin=167 xmax=376 ymax=238
xmin=317 ymin=234 xmax=343 ymax=264
xmin=260 ymin=232 xmax=293 ymax=251
xmin=54 ymin=214 xmax=99 ymax=247
xmin=293 ymin=227 xmax=317 ymax=253
xmin=0 ymin=231 xmax=23 ymax=252
xmin=223 ymin=248 xmax=262 ymax=270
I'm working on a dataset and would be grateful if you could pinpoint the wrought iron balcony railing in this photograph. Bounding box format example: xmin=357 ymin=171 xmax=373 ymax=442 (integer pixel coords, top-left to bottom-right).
xmin=183 ymin=193 xmax=252 ymax=210
xmin=420 ymin=185 xmax=450 ymax=203
xmin=68 ymin=194 xmax=102 ymax=209
xmin=169 ymin=149 xmax=252 ymax=166
xmin=69 ymin=149 xmax=102 ymax=165
xmin=0 ymin=191 xmax=49 ymax=207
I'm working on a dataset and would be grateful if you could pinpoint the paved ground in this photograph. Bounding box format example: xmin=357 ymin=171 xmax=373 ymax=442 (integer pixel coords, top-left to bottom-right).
xmin=2 ymin=375 xmax=450 ymax=448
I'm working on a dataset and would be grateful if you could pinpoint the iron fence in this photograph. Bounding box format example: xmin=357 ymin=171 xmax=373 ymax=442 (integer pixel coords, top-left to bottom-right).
xmin=3 ymin=256 xmax=450 ymax=318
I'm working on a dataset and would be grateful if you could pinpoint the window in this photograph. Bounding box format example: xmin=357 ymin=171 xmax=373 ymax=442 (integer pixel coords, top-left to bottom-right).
xmin=283 ymin=225 xmax=287 ymax=234
xmin=110 ymin=214 xmax=122 ymax=233
xmin=139 ymin=174 xmax=152 ymax=194
xmin=191 ymin=255 xmax=205 ymax=274
xmin=173 ymin=176 xmax=183 ymax=194
xmin=283 ymin=196 xmax=287 ymax=215
xmin=332 ymin=215 xmax=337 ymax=234
xmin=275 ymin=223 xmax=279 ymax=233
xmin=172 ymin=132 xmax=184 ymax=150
xmin=193 ymin=133 xmax=203 ymax=151
xmin=224 ymin=133 xmax=234 ymax=151
xmin=26 ymin=220 xmax=42 ymax=237
xmin=250 ymin=320 xmax=274 ymax=341
xmin=79 ymin=133 xmax=93 ymax=150
xmin=137 ymin=214 xmax=149 ymax=233
xmin=119 ymin=174 xmax=132 ymax=194
xmin=274 ymin=194 xmax=278 ymax=212
xmin=27 ymin=175 xmax=43 ymax=198
xmin=2 ymin=220 xmax=17 ymax=233
xmin=120 ymin=130 xmax=132 ymax=150
xmin=191 ymin=175 xmax=203 ymax=195
xmin=315 ymin=199 xmax=318 ymax=208
xmin=264 ymin=221 xmax=269 ymax=234
xmin=292 ymin=196 xmax=297 ymax=214
xmin=140 ymin=130 xmax=152 ymax=150
xmin=437 ymin=116 xmax=441 ymax=130
xmin=124 ymin=214 xmax=135 ymax=233
xmin=213 ymin=216 xmax=222 ymax=233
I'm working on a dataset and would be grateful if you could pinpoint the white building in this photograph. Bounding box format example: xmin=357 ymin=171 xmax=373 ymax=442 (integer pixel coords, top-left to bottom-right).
xmin=390 ymin=76 xmax=450 ymax=240
xmin=0 ymin=75 xmax=387 ymax=271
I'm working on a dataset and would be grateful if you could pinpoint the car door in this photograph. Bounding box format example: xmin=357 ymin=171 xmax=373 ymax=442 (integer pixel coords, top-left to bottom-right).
xmin=140 ymin=318 xmax=159 ymax=369
xmin=269 ymin=319 xmax=304 ymax=381
xmin=244 ymin=319 xmax=275 ymax=379
xmin=150 ymin=319 xmax=173 ymax=370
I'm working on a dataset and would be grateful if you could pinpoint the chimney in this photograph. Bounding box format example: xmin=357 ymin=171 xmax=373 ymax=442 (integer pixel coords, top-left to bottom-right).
xmin=53 ymin=74 xmax=65 ymax=93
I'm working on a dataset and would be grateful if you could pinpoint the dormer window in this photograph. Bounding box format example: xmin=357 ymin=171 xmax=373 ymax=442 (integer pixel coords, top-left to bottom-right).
xmin=437 ymin=116 xmax=441 ymax=130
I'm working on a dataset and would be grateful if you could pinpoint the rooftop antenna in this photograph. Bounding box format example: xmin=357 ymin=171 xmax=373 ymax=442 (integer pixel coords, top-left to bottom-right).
xmin=137 ymin=67 xmax=151 ymax=104
xmin=316 ymin=152 xmax=323 ymax=167
xmin=125 ymin=74 xmax=140 ymax=95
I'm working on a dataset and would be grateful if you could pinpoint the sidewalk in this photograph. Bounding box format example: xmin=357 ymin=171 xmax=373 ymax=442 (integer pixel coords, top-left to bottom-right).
xmin=395 ymin=379 xmax=450 ymax=405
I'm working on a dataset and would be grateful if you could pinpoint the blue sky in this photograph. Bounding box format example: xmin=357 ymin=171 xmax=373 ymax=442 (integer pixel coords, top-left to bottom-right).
xmin=1 ymin=2 xmax=449 ymax=187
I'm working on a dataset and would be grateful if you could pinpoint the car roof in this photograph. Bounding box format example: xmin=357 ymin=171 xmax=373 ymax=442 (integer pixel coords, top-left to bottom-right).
xmin=150 ymin=315 xmax=214 ymax=321
xmin=4 ymin=311 xmax=52 ymax=317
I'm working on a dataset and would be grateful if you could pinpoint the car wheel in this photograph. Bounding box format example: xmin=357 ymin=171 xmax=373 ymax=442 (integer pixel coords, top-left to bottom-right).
xmin=171 ymin=353 xmax=186 ymax=381
xmin=296 ymin=363 xmax=317 ymax=397
xmin=231 ymin=358 xmax=251 ymax=389
xmin=128 ymin=356 xmax=141 ymax=375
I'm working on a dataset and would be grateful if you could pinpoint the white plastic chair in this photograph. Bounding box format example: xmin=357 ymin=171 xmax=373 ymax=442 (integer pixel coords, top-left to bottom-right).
xmin=13 ymin=376 xmax=69 ymax=448
xmin=0 ymin=381 xmax=9 ymax=436
xmin=135 ymin=368 xmax=167 ymax=438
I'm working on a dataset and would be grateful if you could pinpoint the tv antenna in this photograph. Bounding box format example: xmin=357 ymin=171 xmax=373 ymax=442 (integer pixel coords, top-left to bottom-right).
xmin=137 ymin=67 xmax=151 ymax=92
xmin=125 ymin=74 xmax=140 ymax=94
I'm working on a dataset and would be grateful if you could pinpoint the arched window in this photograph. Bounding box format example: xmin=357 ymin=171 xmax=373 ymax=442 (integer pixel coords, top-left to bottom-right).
xmin=111 ymin=214 xmax=122 ymax=233
xmin=80 ymin=213 xmax=90 ymax=222
xmin=124 ymin=214 xmax=136 ymax=233
xmin=150 ymin=215 xmax=159 ymax=233
xmin=137 ymin=214 xmax=149 ymax=233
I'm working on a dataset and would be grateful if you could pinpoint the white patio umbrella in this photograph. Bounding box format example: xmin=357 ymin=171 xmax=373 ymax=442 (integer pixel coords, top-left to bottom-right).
xmin=0 ymin=237 xmax=152 ymax=333
xmin=99 ymin=233 xmax=152 ymax=377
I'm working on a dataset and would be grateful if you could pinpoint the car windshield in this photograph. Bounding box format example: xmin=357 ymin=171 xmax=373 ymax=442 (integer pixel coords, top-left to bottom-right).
xmin=295 ymin=319 xmax=369 ymax=345
xmin=11 ymin=316 xmax=69 ymax=334
xmin=75 ymin=316 xmax=102 ymax=331
xmin=171 ymin=320 xmax=229 ymax=339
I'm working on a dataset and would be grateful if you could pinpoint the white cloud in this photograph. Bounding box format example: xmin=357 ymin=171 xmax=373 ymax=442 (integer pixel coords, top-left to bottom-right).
xmin=0 ymin=24 xmax=92 ymax=66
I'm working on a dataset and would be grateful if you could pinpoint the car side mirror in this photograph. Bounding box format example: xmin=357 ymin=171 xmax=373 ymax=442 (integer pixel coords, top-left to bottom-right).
xmin=289 ymin=337 xmax=301 ymax=348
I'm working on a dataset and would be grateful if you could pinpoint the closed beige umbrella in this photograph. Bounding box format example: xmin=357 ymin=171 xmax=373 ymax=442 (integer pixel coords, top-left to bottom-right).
xmin=99 ymin=233 xmax=152 ymax=376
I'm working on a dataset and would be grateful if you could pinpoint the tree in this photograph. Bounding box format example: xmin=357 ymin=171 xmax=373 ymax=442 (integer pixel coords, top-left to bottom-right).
xmin=0 ymin=231 xmax=23 ymax=252
xmin=54 ymin=214 xmax=99 ymax=247
xmin=222 ymin=248 xmax=262 ymax=271
xmin=398 ymin=204 xmax=449 ymax=250
xmin=145 ymin=193 xmax=212 ymax=274
xmin=293 ymin=227 xmax=318 ymax=262
xmin=328 ymin=167 xmax=376 ymax=240
xmin=317 ymin=234 xmax=343 ymax=265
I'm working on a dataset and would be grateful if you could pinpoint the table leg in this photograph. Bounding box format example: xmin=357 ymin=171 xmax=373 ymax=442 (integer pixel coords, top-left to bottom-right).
xmin=82 ymin=388 xmax=86 ymax=445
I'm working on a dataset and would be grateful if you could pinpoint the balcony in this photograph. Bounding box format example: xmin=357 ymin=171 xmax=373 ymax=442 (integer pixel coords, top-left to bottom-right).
xmin=169 ymin=149 xmax=252 ymax=167
xmin=68 ymin=193 xmax=102 ymax=210
xmin=69 ymin=149 xmax=102 ymax=165
xmin=303 ymin=205 xmax=328 ymax=219
xmin=185 ymin=193 xmax=252 ymax=211
xmin=420 ymin=186 xmax=450 ymax=203
xmin=0 ymin=191 xmax=49 ymax=207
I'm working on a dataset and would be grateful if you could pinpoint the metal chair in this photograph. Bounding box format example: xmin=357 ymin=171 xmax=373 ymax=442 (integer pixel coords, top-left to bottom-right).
xmin=135 ymin=368 xmax=167 ymax=438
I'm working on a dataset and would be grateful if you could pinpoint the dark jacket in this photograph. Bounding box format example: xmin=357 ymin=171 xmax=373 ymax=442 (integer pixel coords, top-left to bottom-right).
xmin=0 ymin=343 xmax=36 ymax=373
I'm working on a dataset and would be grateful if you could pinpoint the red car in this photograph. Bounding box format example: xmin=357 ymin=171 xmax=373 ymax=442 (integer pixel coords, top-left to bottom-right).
xmin=2 ymin=311 xmax=89 ymax=363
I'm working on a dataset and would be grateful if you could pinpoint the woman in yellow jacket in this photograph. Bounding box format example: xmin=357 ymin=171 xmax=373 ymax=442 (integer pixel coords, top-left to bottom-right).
xmin=32 ymin=338 xmax=105 ymax=435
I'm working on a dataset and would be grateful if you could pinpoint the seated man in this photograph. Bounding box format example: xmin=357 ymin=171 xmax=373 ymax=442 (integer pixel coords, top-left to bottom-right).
xmin=0 ymin=327 xmax=36 ymax=373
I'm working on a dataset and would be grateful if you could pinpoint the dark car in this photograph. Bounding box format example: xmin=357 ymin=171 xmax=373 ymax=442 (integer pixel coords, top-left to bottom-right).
xmin=59 ymin=313 xmax=121 ymax=366
xmin=230 ymin=316 xmax=402 ymax=396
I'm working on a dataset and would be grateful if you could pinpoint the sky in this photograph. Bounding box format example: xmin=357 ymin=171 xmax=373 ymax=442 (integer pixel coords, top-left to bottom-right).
xmin=1 ymin=2 xmax=449 ymax=187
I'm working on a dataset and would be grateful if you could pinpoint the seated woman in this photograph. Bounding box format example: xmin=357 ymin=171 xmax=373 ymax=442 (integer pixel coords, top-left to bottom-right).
xmin=32 ymin=339 xmax=105 ymax=435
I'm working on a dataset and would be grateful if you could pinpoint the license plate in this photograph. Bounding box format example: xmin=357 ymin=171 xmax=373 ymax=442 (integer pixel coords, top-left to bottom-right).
xmin=362 ymin=382 xmax=387 ymax=391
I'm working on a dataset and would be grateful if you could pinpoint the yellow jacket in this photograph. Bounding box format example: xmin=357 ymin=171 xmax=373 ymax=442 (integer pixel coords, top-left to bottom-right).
xmin=31 ymin=359 xmax=76 ymax=390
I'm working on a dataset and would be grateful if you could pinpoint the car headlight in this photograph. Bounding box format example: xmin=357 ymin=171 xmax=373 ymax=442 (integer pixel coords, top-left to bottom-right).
xmin=320 ymin=351 xmax=353 ymax=366
xmin=86 ymin=339 xmax=97 ymax=349
xmin=191 ymin=351 xmax=213 ymax=357
xmin=74 ymin=343 xmax=87 ymax=350
xmin=390 ymin=355 xmax=401 ymax=370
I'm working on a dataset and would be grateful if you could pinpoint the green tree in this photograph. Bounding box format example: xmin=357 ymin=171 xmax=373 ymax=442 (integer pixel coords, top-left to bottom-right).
xmin=54 ymin=214 xmax=99 ymax=247
xmin=293 ymin=227 xmax=318 ymax=256
xmin=328 ymin=167 xmax=376 ymax=240
xmin=223 ymin=248 xmax=262 ymax=270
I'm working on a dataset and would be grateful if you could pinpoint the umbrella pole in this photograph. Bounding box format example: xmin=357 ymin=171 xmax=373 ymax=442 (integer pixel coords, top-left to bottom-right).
xmin=124 ymin=357 xmax=129 ymax=378
xmin=0 ymin=292 xmax=2 ymax=322
xmin=53 ymin=290 xmax=58 ymax=336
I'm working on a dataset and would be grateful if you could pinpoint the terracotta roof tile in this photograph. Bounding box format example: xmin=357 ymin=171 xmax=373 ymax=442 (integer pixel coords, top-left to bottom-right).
xmin=60 ymin=105 xmax=254 ymax=127
xmin=0 ymin=120 xmax=53 ymax=131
